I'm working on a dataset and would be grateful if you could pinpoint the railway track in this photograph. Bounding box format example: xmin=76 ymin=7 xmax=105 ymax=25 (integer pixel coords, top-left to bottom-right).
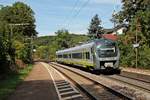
xmin=49 ymin=62 xmax=133 ymax=100
xmin=50 ymin=62 xmax=150 ymax=100
xmin=101 ymin=68 xmax=150 ymax=94
xmin=120 ymin=71 xmax=150 ymax=83
xmin=41 ymin=62 xmax=88 ymax=100
xmin=102 ymin=74 xmax=150 ymax=93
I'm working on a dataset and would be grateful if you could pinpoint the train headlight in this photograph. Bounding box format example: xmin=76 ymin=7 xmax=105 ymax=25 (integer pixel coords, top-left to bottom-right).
xmin=96 ymin=45 xmax=101 ymax=49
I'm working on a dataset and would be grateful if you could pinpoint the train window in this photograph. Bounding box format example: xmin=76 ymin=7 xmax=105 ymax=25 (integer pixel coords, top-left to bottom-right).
xmin=69 ymin=54 xmax=71 ymax=58
xmin=63 ymin=54 xmax=68 ymax=58
xmin=86 ymin=52 xmax=90 ymax=59
xmin=58 ymin=54 xmax=62 ymax=58
xmin=72 ymin=53 xmax=82 ymax=59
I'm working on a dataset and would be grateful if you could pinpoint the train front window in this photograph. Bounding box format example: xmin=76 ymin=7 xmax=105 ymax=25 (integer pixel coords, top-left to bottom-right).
xmin=96 ymin=44 xmax=117 ymax=58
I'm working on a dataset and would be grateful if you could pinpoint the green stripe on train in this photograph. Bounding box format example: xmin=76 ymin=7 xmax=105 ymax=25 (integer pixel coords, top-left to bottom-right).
xmin=58 ymin=59 xmax=94 ymax=69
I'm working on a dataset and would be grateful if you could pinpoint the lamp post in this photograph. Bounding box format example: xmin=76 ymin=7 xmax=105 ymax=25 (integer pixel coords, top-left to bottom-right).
xmin=33 ymin=49 xmax=36 ymax=61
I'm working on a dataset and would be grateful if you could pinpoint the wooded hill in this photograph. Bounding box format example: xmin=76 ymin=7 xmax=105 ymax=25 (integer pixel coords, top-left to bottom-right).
xmin=33 ymin=32 xmax=89 ymax=61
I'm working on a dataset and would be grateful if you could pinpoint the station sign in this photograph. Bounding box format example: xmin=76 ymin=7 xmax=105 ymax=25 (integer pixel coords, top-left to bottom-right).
xmin=133 ymin=43 xmax=139 ymax=48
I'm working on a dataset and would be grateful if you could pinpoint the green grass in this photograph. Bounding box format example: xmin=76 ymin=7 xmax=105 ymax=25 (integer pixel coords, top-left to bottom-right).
xmin=0 ymin=64 xmax=33 ymax=100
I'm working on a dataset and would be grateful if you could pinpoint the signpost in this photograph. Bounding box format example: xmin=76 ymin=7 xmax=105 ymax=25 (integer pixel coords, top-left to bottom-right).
xmin=133 ymin=43 xmax=139 ymax=48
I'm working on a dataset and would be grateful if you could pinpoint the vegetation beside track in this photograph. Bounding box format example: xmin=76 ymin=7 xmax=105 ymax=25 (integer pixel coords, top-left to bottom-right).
xmin=0 ymin=64 xmax=33 ymax=100
xmin=0 ymin=2 xmax=37 ymax=78
xmin=113 ymin=0 xmax=150 ymax=69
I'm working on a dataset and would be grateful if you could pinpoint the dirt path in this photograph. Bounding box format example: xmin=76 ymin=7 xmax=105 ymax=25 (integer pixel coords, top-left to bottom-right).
xmin=7 ymin=62 xmax=59 ymax=100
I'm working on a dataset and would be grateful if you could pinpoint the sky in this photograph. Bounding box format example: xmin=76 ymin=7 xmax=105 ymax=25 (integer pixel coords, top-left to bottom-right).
xmin=0 ymin=0 xmax=122 ymax=36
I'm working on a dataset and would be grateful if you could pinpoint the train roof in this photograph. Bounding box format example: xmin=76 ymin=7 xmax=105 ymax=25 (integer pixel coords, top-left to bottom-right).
xmin=56 ymin=38 xmax=116 ymax=54
xmin=88 ymin=38 xmax=116 ymax=43
xmin=56 ymin=42 xmax=94 ymax=54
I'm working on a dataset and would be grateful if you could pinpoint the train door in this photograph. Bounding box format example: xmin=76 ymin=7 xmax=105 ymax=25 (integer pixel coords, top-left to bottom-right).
xmin=91 ymin=47 xmax=96 ymax=67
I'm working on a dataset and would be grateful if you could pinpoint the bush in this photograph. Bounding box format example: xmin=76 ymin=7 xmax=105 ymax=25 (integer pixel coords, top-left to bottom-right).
xmin=118 ymin=36 xmax=150 ymax=69
xmin=18 ymin=45 xmax=32 ymax=64
xmin=0 ymin=34 xmax=12 ymax=77
xmin=138 ymin=45 xmax=150 ymax=68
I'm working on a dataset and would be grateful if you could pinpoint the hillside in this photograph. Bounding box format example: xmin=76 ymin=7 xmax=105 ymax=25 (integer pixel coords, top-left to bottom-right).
xmin=33 ymin=34 xmax=89 ymax=60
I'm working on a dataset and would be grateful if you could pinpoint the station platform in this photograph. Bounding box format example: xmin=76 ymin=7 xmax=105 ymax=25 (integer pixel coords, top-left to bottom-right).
xmin=7 ymin=62 xmax=59 ymax=100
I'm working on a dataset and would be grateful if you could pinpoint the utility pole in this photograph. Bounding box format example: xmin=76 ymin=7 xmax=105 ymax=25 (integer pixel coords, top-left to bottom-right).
xmin=9 ymin=23 xmax=30 ymax=39
xmin=135 ymin=17 xmax=141 ymax=68
xmin=9 ymin=23 xmax=30 ymax=46
xmin=132 ymin=0 xmax=139 ymax=68
xmin=135 ymin=20 xmax=138 ymax=68
xmin=113 ymin=10 xmax=116 ymax=34
xmin=8 ymin=23 xmax=30 ymax=63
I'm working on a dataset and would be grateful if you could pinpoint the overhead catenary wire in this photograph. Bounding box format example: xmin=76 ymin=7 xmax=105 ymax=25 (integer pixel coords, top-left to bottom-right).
xmin=62 ymin=0 xmax=80 ymax=28
xmin=72 ymin=0 xmax=90 ymax=19
xmin=67 ymin=0 xmax=80 ymax=18
xmin=65 ymin=0 xmax=90 ymax=28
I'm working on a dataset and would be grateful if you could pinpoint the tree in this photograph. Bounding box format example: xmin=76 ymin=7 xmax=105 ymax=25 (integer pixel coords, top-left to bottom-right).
xmin=55 ymin=29 xmax=71 ymax=49
xmin=114 ymin=0 xmax=150 ymax=46
xmin=113 ymin=0 xmax=150 ymax=68
xmin=114 ymin=0 xmax=150 ymax=23
xmin=0 ymin=2 xmax=37 ymax=76
xmin=88 ymin=14 xmax=103 ymax=39
xmin=0 ymin=33 xmax=11 ymax=76
xmin=0 ymin=2 xmax=37 ymax=37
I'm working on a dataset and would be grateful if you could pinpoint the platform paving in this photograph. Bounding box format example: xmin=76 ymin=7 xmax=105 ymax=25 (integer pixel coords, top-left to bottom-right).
xmin=7 ymin=62 xmax=59 ymax=100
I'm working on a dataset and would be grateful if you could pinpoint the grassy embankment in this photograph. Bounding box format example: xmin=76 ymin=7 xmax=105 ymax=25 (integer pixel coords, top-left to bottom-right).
xmin=0 ymin=64 xmax=33 ymax=100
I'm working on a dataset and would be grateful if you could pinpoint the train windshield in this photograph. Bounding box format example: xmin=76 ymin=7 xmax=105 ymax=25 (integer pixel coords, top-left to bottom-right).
xmin=96 ymin=41 xmax=117 ymax=58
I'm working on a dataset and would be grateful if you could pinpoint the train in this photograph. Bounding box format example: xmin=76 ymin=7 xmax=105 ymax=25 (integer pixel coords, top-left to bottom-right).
xmin=56 ymin=38 xmax=120 ymax=73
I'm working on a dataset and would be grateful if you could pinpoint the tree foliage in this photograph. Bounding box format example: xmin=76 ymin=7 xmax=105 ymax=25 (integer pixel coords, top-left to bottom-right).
xmin=114 ymin=0 xmax=150 ymax=23
xmin=55 ymin=29 xmax=71 ymax=49
xmin=114 ymin=0 xmax=150 ymax=68
xmin=0 ymin=2 xmax=36 ymax=38
xmin=0 ymin=34 xmax=10 ymax=76
xmin=0 ymin=2 xmax=36 ymax=76
xmin=88 ymin=14 xmax=103 ymax=39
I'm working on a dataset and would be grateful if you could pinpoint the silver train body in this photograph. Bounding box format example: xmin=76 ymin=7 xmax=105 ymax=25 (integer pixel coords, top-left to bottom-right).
xmin=56 ymin=39 xmax=120 ymax=71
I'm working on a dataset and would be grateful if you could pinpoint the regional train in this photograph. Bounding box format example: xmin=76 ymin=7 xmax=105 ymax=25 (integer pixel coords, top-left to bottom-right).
xmin=56 ymin=38 xmax=120 ymax=73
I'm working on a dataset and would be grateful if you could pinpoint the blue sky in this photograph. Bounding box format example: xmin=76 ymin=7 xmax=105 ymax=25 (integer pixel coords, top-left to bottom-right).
xmin=0 ymin=0 xmax=122 ymax=36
